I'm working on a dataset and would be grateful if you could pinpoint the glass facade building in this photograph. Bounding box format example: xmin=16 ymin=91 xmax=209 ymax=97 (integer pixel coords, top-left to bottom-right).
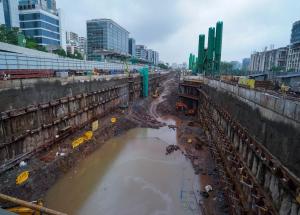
xmin=0 ymin=0 xmax=19 ymax=28
xmin=128 ymin=38 xmax=136 ymax=57
xmin=0 ymin=1 xmax=4 ymax=25
xmin=18 ymin=0 xmax=61 ymax=46
xmin=87 ymin=19 xmax=129 ymax=61
xmin=291 ymin=20 xmax=300 ymax=45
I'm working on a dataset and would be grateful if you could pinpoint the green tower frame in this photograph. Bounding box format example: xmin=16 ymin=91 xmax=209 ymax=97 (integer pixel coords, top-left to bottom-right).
xmin=207 ymin=27 xmax=215 ymax=75
xmin=214 ymin=21 xmax=223 ymax=74
xmin=197 ymin=34 xmax=205 ymax=73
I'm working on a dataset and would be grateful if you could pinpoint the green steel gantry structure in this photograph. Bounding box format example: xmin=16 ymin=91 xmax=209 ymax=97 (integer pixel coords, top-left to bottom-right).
xmin=188 ymin=21 xmax=223 ymax=76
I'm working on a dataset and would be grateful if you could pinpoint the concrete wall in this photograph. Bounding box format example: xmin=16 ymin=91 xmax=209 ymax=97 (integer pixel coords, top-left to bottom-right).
xmin=0 ymin=73 xmax=166 ymax=167
xmin=0 ymin=74 xmax=139 ymax=92
xmin=198 ymin=89 xmax=300 ymax=214
xmin=206 ymin=79 xmax=300 ymax=128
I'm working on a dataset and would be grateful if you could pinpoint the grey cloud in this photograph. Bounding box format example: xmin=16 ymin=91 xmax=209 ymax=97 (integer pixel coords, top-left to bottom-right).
xmin=57 ymin=0 xmax=300 ymax=63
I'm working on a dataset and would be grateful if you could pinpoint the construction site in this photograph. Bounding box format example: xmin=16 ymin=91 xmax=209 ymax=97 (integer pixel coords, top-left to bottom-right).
xmin=0 ymin=19 xmax=300 ymax=215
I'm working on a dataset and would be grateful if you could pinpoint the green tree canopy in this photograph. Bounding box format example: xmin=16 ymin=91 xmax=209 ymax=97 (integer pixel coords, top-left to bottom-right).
xmin=0 ymin=25 xmax=19 ymax=45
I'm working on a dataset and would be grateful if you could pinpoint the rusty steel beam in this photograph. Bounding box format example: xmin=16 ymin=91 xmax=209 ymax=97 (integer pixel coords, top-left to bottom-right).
xmin=0 ymin=193 xmax=67 ymax=215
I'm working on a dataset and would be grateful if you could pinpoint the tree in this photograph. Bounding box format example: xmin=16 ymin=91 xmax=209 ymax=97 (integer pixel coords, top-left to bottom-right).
xmin=158 ymin=63 xmax=168 ymax=69
xmin=66 ymin=50 xmax=83 ymax=60
xmin=53 ymin=48 xmax=67 ymax=57
xmin=25 ymin=37 xmax=38 ymax=49
xmin=25 ymin=37 xmax=47 ymax=52
xmin=73 ymin=50 xmax=83 ymax=60
xmin=0 ymin=25 xmax=19 ymax=45
xmin=220 ymin=62 xmax=233 ymax=75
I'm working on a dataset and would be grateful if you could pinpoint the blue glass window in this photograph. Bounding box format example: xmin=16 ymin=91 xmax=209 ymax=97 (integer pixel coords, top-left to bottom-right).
xmin=19 ymin=13 xmax=59 ymax=26
xmin=35 ymin=37 xmax=60 ymax=45
xmin=23 ymin=29 xmax=60 ymax=40
xmin=20 ymin=21 xmax=59 ymax=32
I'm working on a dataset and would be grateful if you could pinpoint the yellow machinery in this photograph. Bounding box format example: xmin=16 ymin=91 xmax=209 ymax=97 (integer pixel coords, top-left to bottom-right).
xmin=280 ymin=84 xmax=290 ymax=93
xmin=7 ymin=200 xmax=43 ymax=215
xmin=238 ymin=77 xmax=255 ymax=89
xmin=0 ymin=193 xmax=66 ymax=215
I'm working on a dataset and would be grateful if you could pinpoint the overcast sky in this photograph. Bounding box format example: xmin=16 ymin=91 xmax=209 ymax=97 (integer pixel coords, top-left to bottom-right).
xmin=57 ymin=0 xmax=300 ymax=64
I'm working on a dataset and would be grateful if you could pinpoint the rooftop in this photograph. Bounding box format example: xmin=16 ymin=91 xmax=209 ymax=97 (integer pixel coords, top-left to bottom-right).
xmin=86 ymin=19 xmax=129 ymax=33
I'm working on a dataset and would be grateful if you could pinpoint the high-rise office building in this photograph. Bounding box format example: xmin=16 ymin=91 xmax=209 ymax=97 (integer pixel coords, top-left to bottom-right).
xmin=87 ymin=19 xmax=129 ymax=61
xmin=47 ymin=0 xmax=56 ymax=11
xmin=128 ymin=38 xmax=136 ymax=57
xmin=287 ymin=20 xmax=300 ymax=72
xmin=0 ymin=0 xmax=19 ymax=28
xmin=0 ymin=1 xmax=4 ymax=25
xmin=18 ymin=0 xmax=61 ymax=47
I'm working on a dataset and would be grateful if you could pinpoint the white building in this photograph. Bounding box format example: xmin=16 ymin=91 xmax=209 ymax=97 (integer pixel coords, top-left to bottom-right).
xmin=136 ymin=45 xmax=148 ymax=61
xmin=147 ymin=49 xmax=153 ymax=63
xmin=249 ymin=47 xmax=288 ymax=73
xmin=78 ymin=36 xmax=87 ymax=59
xmin=65 ymin=31 xmax=86 ymax=58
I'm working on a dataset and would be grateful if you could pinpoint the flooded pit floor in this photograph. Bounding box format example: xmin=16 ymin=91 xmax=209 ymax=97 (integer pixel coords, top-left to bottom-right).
xmin=45 ymin=118 xmax=201 ymax=215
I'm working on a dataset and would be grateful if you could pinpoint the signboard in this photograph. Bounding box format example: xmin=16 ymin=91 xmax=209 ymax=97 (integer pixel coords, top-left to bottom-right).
xmin=92 ymin=120 xmax=99 ymax=131
xmin=16 ymin=171 xmax=29 ymax=185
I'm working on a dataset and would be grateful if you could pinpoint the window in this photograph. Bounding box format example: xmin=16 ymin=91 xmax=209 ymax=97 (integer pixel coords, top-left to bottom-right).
xmin=19 ymin=13 xmax=59 ymax=26
xmin=20 ymin=21 xmax=60 ymax=32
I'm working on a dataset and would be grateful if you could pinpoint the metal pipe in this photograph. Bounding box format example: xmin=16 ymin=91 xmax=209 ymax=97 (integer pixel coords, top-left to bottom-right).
xmin=0 ymin=193 xmax=67 ymax=215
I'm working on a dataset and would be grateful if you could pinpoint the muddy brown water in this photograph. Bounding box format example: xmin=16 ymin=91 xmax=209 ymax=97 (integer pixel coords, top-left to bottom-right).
xmin=45 ymin=118 xmax=201 ymax=215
